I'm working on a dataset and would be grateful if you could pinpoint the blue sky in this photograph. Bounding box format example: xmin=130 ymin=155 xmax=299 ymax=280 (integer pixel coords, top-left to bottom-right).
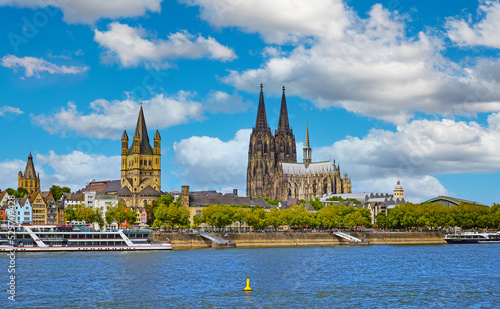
xmin=1 ymin=0 xmax=500 ymax=204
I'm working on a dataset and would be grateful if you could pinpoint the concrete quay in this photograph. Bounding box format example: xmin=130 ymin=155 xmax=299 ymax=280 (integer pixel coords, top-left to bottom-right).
xmin=151 ymin=231 xmax=446 ymax=250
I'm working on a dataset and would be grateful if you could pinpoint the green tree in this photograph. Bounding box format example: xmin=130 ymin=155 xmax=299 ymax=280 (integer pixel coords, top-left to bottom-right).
xmin=266 ymin=208 xmax=284 ymax=231
xmin=199 ymin=204 xmax=235 ymax=230
xmin=375 ymin=212 xmax=387 ymax=228
xmin=105 ymin=202 xmax=135 ymax=228
xmin=17 ymin=187 xmax=28 ymax=198
xmin=6 ymin=187 xmax=28 ymax=198
xmin=309 ymin=198 xmax=324 ymax=211
xmin=263 ymin=197 xmax=282 ymax=206
xmin=153 ymin=203 xmax=190 ymax=229
xmin=152 ymin=194 xmax=190 ymax=229
xmin=285 ymin=205 xmax=315 ymax=229
xmin=233 ymin=208 xmax=250 ymax=232
xmin=50 ymin=185 xmax=71 ymax=201
xmin=65 ymin=204 xmax=81 ymax=222
xmin=192 ymin=215 xmax=202 ymax=229
xmin=326 ymin=196 xmax=362 ymax=205
xmin=246 ymin=206 xmax=268 ymax=230
xmin=343 ymin=208 xmax=372 ymax=228
xmin=65 ymin=204 xmax=104 ymax=227
xmin=316 ymin=206 xmax=342 ymax=229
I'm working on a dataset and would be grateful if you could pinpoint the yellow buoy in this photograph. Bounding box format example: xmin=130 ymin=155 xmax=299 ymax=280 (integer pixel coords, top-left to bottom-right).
xmin=243 ymin=278 xmax=252 ymax=291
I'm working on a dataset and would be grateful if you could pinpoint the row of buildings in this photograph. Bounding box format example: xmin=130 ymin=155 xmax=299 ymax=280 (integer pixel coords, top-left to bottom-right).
xmin=0 ymin=190 xmax=65 ymax=225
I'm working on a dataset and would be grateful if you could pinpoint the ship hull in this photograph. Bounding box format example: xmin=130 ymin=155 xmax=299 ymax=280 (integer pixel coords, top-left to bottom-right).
xmin=0 ymin=244 xmax=172 ymax=252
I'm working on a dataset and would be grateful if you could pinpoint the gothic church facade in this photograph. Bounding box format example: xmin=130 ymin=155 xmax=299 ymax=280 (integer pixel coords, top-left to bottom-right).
xmin=246 ymin=85 xmax=352 ymax=201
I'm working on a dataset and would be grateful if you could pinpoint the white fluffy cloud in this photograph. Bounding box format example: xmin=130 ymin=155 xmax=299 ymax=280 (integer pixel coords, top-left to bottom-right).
xmin=312 ymin=117 xmax=500 ymax=201
xmin=205 ymin=90 xmax=252 ymax=114
xmin=0 ymin=0 xmax=162 ymax=24
xmin=94 ymin=22 xmax=236 ymax=68
xmin=33 ymin=92 xmax=204 ymax=139
xmin=0 ymin=106 xmax=23 ymax=116
xmin=33 ymin=90 xmax=249 ymax=138
xmin=173 ymin=129 xmax=251 ymax=190
xmin=1 ymin=55 xmax=88 ymax=78
xmin=324 ymin=118 xmax=500 ymax=176
xmin=0 ymin=159 xmax=27 ymax=190
xmin=173 ymin=116 xmax=500 ymax=202
xmin=184 ymin=2 xmax=500 ymax=124
xmin=0 ymin=151 xmax=119 ymax=192
xmin=181 ymin=0 xmax=350 ymax=44
xmin=355 ymin=176 xmax=448 ymax=204
xmin=36 ymin=151 xmax=120 ymax=191
xmin=446 ymin=1 xmax=500 ymax=48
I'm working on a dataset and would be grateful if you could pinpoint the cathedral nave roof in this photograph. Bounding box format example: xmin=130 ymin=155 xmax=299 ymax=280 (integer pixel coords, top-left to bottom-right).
xmin=281 ymin=161 xmax=335 ymax=175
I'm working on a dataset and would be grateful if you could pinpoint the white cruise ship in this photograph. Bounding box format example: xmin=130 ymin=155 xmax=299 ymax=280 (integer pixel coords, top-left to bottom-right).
xmin=0 ymin=225 xmax=171 ymax=252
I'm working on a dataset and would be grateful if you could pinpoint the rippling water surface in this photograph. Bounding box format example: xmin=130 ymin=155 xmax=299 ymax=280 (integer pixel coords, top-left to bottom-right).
xmin=3 ymin=244 xmax=499 ymax=308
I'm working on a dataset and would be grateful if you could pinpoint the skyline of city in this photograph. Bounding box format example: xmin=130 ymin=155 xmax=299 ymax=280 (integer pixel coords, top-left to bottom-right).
xmin=1 ymin=1 xmax=500 ymax=204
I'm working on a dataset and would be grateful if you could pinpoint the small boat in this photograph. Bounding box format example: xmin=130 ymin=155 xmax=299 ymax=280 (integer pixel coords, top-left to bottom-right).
xmin=0 ymin=225 xmax=172 ymax=252
xmin=444 ymin=231 xmax=500 ymax=244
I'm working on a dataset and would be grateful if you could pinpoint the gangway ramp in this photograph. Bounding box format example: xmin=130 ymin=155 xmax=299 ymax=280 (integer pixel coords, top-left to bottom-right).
xmin=199 ymin=233 xmax=236 ymax=248
xmin=118 ymin=230 xmax=135 ymax=246
xmin=25 ymin=227 xmax=48 ymax=247
xmin=200 ymin=233 xmax=227 ymax=244
xmin=333 ymin=231 xmax=364 ymax=243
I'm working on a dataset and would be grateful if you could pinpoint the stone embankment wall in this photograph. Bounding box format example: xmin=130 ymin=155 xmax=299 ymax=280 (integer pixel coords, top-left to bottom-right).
xmin=151 ymin=231 xmax=446 ymax=250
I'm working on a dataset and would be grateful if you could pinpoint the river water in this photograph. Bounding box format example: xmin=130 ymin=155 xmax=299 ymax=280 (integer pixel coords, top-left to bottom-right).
xmin=2 ymin=244 xmax=499 ymax=308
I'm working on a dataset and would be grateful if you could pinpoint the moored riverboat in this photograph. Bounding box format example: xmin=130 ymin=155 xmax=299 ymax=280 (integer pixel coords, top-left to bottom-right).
xmin=444 ymin=231 xmax=500 ymax=244
xmin=0 ymin=225 xmax=172 ymax=252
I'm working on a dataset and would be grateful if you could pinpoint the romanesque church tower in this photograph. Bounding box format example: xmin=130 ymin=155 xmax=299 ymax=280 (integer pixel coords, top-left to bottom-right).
xmin=18 ymin=152 xmax=40 ymax=194
xmin=119 ymin=105 xmax=162 ymax=207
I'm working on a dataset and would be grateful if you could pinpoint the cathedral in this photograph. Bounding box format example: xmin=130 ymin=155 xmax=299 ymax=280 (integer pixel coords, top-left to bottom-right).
xmin=246 ymin=85 xmax=352 ymax=201
xmin=18 ymin=152 xmax=40 ymax=194
xmin=118 ymin=105 xmax=162 ymax=207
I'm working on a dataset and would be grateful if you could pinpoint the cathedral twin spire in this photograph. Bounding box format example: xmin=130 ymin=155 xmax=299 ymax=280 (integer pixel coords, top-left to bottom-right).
xmin=255 ymin=84 xmax=269 ymax=131
xmin=277 ymin=86 xmax=290 ymax=133
xmin=255 ymin=84 xmax=293 ymax=134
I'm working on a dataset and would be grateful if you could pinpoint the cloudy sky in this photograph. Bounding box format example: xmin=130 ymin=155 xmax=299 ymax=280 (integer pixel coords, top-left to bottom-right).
xmin=1 ymin=0 xmax=500 ymax=204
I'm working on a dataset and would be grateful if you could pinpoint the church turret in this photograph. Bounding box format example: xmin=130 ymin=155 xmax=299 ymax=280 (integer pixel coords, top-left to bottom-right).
xmin=303 ymin=123 xmax=311 ymax=167
xmin=121 ymin=130 xmax=129 ymax=174
xmin=393 ymin=178 xmax=404 ymax=199
xmin=153 ymin=130 xmax=161 ymax=155
xmin=152 ymin=129 xmax=162 ymax=188
xmin=121 ymin=130 xmax=129 ymax=155
xmin=133 ymin=131 xmax=140 ymax=154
